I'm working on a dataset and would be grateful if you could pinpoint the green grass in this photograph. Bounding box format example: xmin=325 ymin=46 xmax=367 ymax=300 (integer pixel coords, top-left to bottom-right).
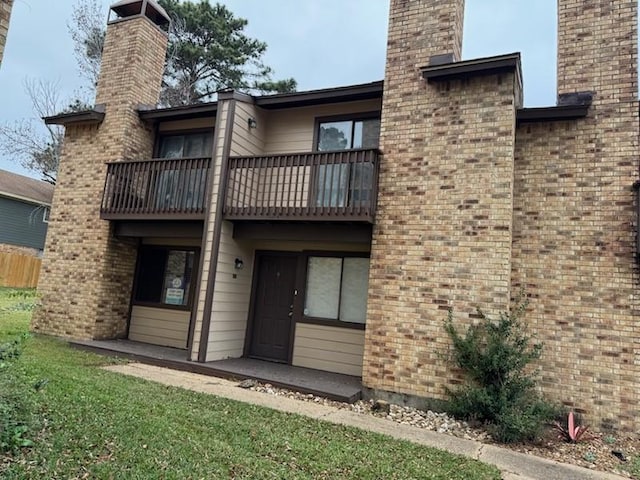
xmin=0 ymin=288 xmax=501 ymax=479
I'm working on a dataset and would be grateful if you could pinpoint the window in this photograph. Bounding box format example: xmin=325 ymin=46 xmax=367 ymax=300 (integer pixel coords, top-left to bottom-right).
xmin=133 ymin=246 xmax=197 ymax=308
xmin=303 ymin=255 xmax=370 ymax=325
xmin=315 ymin=116 xmax=379 ymax=208
xmin=42 ymin=207 xmax=50 ymax=223
xmin=155 ymin=131 xmax=213 ymax=210
xmin=158 ymin=132 xmax=213 ymax=159
xmin=317 ymin=118 xmax=380 ymax=152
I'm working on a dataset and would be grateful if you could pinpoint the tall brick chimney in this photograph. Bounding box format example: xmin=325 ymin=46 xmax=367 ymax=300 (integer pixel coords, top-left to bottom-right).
xmin=365 ymin=0 xmax=521 ymax=403
xmin=33 ymin=0 xmax=170 ymax=340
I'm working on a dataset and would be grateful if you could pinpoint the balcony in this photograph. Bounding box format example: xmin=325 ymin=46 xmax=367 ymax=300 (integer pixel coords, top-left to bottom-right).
xmin=223 ymin=149 xmax=379 ymax=223
xmin=101 ymin=157 xmax=210 ymax=220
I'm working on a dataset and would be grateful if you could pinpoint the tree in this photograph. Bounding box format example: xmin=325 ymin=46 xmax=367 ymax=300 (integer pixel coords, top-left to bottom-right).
xmin=0 ymin=0 xmax=296 ymax=183
xmin=159 ymin=0 xmax=296 ymax=105
xmin=0 ymin=80 xmax=64 ymax=184
xmin=68 ymin=0 xmax=105 ymax=89
xmin=68 ymin=0 xmax=297 ymax=106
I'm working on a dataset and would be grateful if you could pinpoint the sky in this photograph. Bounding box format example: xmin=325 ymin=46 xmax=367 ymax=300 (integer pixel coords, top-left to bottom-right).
xmin=0 ymin=0 xmax=558 ymax=179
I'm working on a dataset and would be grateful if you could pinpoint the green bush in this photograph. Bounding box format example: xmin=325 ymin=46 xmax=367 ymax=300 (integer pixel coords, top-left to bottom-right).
xmin=444 ymin=292 xmax=556 ymax=443
xmin=0 ymin=335 xmax=41 ymax=452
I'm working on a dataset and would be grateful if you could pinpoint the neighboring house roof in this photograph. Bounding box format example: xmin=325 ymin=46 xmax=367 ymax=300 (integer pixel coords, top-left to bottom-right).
xmin=0 ymin=169 xmax=54 ymax=206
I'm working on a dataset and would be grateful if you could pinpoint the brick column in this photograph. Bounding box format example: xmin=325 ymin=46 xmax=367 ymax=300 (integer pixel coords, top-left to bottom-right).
xmin=364 ymin=0 xmax=521 ymax=403
xmin=33 ymin=11 xmax=168 ymax=340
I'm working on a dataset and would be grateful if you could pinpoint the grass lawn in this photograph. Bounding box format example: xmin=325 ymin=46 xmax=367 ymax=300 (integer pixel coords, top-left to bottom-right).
xmin=0 ymin=288 xmax=501 ymax=479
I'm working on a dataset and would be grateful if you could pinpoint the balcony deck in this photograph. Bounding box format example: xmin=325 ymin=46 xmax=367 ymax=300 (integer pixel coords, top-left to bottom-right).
xmin=100 ymin=157 xmax=210 ymax=220
xmin=224 ymin=149 xmax=379 ymax=223
xmin=99 ymin=149 xmax=380 ymax=223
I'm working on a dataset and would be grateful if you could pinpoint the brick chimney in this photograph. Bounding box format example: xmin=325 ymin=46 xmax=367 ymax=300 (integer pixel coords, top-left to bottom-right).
xmin=33 ymin=1 xmax=170 ymax=340
xmin=365 ymin=0 xmax=521 ymax=403
xmin=0 ymin=0 xmax=13 ymax=68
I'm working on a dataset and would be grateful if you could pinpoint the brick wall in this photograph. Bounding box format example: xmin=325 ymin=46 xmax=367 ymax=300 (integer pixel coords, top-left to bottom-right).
xmin=32 ymin=16 xmax=168 ymax=340
xmin=0 ymin=0 xmax=13 ymax=68
xmin=512 ymin=0 xmax=640 ymax=430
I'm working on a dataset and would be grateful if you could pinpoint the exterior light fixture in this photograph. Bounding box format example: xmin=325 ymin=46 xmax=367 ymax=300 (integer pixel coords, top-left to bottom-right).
xmin=247 ymin=117 xmax=258 ymax=129
xmin=234 ymin=258 xmax=244 ymax=270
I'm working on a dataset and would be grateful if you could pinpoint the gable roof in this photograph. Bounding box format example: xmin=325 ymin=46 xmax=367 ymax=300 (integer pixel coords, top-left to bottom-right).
xmin=0 ymin=169 xmax=54 ymax=206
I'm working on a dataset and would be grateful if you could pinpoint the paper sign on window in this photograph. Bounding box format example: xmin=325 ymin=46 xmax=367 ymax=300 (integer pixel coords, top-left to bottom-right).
xmin=165 ymin=288 xmax=184 ymax=305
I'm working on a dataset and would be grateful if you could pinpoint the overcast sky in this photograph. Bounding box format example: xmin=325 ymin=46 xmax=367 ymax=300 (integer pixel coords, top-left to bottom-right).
xmin=0 ymin=0 xmax=558 ymax=179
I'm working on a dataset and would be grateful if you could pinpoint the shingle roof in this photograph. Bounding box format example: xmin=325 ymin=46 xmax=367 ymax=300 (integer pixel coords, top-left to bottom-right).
xmin=0 ymin=169 xmax=54 ymax=205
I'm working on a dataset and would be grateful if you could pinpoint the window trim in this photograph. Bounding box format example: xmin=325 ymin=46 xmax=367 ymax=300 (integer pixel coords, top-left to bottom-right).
xmin=42 ymin=207 xmax=50 ymax=223
xmin=312 ymin=111 xmax=381 ymax=152
xmin=131 ymin=245 xmax=200 ymax=311
xmin=297 ymin=250 xmax=370 ymax=331
xmin=153 ymin=128 xmax=215 ymax=159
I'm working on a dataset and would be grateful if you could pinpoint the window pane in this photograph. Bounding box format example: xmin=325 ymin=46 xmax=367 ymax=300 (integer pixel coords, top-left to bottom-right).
xmin=318 ymin=121 xmax=352 ymax=151
xmin=134 ymin=247 xmax=167 ymax=303
xmin=162 ymin=250 xmax=194 ymax=306
xmin=159 ymin=136 xmax=185 ymax=158
xmin=304 ymin=257 xmax=342 ymax=319
xmin=353 ymin=121 xmax=364 ymax=149
xmin=315 ymin=164 xmax=349 ymax=207
xmin=184 ymin=133 xmax=212 ymax=158
xmin=360 ymin=118 xmax=380 ymax=149
xmin=134 ymin=247 xmax=196 ymax=307
xmin=339 ymin=258 xmax=370 ymax=324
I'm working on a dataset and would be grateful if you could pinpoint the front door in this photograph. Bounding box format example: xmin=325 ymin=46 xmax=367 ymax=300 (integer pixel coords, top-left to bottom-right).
xmin=248 ymin=254 xmax=298 ymax=362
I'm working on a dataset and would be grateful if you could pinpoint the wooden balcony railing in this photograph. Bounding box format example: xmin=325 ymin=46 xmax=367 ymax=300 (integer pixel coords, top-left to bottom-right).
xmin=101 ymin=157 xmax=211 ymax=220
xmin=224 ymin=149 xmax=379 ymax=222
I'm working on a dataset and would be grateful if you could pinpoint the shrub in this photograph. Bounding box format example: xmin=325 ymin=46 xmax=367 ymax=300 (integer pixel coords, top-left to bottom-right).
xmin=444 ymin=292 xmax=556 ymax=443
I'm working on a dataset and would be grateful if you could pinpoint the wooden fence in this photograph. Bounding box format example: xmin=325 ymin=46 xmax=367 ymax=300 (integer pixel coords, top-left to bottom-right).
xmin=0 ymin=252 xmax=41 ymax=288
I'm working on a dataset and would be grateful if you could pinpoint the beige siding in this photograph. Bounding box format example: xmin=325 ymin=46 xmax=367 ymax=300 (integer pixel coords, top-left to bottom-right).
xmin=129 ymin=305 xmax=190 ymax=349
xmin=204 ymin=98 xmax=265 ymax=361
xmin=158 ymin=117 xmax=215 ymax=132
xmin=263 ymin=99 xmax=382 ymax=154
xmin=230 ymin=101 xmax=266 ymax=156
xmin=292 ymin=323 xmax=364 ymax=376
xmin=191 ymin=101 xmax=230 ymax=359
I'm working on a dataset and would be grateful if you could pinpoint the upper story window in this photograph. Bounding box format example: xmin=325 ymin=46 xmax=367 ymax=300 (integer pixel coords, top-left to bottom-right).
xmin=316 ymin=115 xmax=380 ymax=151
xmin=158 ymin=132 xmax=213 ymax=158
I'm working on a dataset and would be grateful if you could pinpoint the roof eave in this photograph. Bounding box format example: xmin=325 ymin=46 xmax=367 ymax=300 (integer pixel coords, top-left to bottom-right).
xmin=44 ymin=105 xmax=106 ymax=126
xmin=421 ymin=53 xmax=522 ymax=83
xmin=137 ymin=102 xmax=218 ymax=122
xmin=517 ymin=104 xmax=590 ymax=124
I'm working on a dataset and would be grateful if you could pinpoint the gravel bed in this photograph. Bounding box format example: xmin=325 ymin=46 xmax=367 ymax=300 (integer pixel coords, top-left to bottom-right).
xmin=244 ymin=381 xmax=640 ymax=479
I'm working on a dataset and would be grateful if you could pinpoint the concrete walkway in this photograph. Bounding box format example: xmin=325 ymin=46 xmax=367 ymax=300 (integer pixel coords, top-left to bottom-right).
xmin=103 ymin=363 xmax=626 ymax=480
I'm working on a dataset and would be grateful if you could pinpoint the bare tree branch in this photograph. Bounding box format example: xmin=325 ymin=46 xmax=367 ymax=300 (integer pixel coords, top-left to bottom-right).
xmin=0 ymin=79 xmax=64 ymax=184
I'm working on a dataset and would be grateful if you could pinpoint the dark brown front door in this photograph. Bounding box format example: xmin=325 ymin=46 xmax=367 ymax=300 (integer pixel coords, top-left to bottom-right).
xmin=248 ymin=254 xmax=297 ymax=362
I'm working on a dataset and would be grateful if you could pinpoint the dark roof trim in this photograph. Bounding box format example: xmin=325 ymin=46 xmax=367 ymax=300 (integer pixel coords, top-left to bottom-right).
xmin=138 ymin=102 xmax=218 ymax=122
xmin=517 ymin=104 xmax=590 ymax=124
xmin=44 ymin=105 xmax=105 ymax=126
xmin=421 ymin=53 xmax=521 ymax=82
xmin=255 ymin=81 xmax=383 ymax=109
